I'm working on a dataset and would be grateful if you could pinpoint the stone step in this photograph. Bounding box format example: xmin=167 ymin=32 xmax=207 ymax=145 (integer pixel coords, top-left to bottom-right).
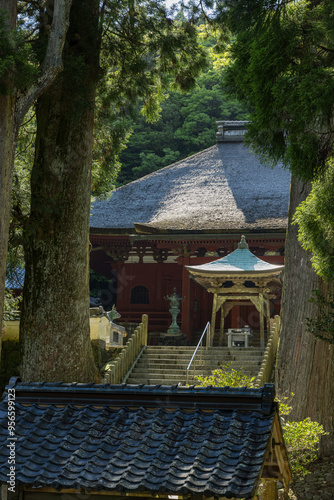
xmin=146 ymin=345 xmax=196 ymax=352
xmin=138 ymin=355 xmax=263 ymax=364
xmin=135 ymin=356 xmax=263 ymax=364
xmin=145 ymin=347 xmax=264 ymax=355
xmin=141 ymin=350 xmax=264 ymax=357
xmin=126 ymin=371 xmax=257 ymax=384
xmin=130 ymin=365 xmax=259 ymax=372
xmin=126 ymin=374 xmax=201 ymax=383
xmin=124 ymin=342 xmax=264 ymax=385
xmin=132 ymin=363 xmax=260 ymax=372
xmin=145 ymin=346 xmax=263 ymax=352
xmin=131 ymin=365 xmax=187 ymax=375
xmin=143 ymin=348 xmax=264 ymax=355
xmin=132 ymin=363 xmax=262 ymax=373
xmin=126 ymin=378 xmax=192 ymax=386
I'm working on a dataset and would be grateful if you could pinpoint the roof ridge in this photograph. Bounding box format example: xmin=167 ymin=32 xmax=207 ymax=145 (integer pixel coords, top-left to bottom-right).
xmin=5 ymin=378 xmax=275 ymax=415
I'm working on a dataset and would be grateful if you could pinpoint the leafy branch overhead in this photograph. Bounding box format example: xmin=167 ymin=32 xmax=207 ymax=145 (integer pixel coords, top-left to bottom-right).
xmin=224 ymin=0 xmax=334 ymax=181
xmin=215 ymin=0 xmax=334 ymax=290
xmin=91 ymin=1 xmax=209 ymax=194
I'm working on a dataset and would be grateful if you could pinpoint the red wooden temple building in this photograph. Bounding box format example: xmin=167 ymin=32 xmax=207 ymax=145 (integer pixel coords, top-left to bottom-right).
xmin=89 ymin=121 xmax=291 ymax=342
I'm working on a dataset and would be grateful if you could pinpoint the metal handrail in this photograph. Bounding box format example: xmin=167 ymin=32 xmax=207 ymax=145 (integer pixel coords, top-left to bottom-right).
xmin=186 ymin=322 xmax=210 ymax=385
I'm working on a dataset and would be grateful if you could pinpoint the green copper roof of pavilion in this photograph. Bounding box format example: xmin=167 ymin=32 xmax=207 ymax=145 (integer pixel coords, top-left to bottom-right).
xmin=186 ymin=236 xmax=284 ymax=276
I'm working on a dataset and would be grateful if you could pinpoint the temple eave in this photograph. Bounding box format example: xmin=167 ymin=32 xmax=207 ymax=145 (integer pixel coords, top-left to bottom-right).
xmin=186 ymin=268 xmax=284 ymax=277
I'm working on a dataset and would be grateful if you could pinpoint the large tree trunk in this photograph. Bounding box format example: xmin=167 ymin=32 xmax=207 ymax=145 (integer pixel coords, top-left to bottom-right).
xmin=0 ymin=0 xmax=72 ymax=358
xmin=20 ymin=0 xmax=100 ymax=382
xmin=0 ymin=1 xmax=17 ymax=359
xmin=277 ymin=176 xmax=334 ymax=456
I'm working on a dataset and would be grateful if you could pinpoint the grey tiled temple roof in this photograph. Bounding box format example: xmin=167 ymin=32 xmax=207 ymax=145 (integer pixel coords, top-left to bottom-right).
xmin=0 ymin=379 xmax=284 ymax=498
xmin=90 ymin=142 xmax=291 ymax=233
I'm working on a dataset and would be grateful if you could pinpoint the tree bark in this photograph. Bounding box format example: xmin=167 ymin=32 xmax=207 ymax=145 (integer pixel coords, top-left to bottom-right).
xmin=0 ymin=1 xmax=17 ymax=360
xmin=0 ymin=0 xmax=72 ymax=358
xmin=20 ymin=0 xmax=100 ymax=382
xmin=15 ymin=0 xmax=72 ymax=130
xmin=277 ymin=176 xmax=334 ymax=456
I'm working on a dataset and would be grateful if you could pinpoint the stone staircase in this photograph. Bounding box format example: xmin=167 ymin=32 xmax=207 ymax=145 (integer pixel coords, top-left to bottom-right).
xmin=125 ymin=345 xmax=264 ymax=385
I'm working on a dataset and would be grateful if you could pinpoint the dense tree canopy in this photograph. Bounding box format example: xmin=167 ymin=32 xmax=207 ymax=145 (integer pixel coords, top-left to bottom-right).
xmin=225 ymin=0 xmax=334 ymax=181
xmin=90 ymin=1 xmax=209 ymax=194
xmin=293 ymin=160 xmax=334 ymax=282
xmin=219 ymin=0 xmax=334 ymax=455
xmin=222 ymin=0 xmax=334 ymax=281
xmin=116 ymin=28 xmax=248 ymax=185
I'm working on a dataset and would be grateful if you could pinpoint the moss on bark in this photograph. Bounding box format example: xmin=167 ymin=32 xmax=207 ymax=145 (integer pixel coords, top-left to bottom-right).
xmin=20 ymin=0 xmax=101 ymax=383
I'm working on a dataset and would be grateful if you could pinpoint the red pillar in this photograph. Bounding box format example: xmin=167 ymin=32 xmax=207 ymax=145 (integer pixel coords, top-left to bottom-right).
xmin=181 ymin=256 xmax=191 ymax=340
xmin=231 ymin=305 xmax=240 ymax=329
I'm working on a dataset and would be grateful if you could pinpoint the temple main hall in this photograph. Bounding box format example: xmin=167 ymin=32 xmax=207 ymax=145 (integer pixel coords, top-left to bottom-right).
xmin=89 ymin=121 xmax=291 ymax=342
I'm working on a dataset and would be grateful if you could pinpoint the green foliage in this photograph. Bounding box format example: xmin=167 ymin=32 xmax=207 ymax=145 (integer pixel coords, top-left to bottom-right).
xmin=89 ymin=269 xmax=112 ymax=298
xmin=196 ymin=362 xmax=256 ymax=388
xmin=3 ymin=290 xmax=21 ymax=321
xmin=306 ymin=288 xmax=334 ymax=344
xmin=132 ymin=147 xmax=181 ymax=178
xmin=0 ymin=8 xmax=37 ymax=94
xmin=89 ymin=1 xmax=211 ymax=193
xmin=293 ymin=160 xmax=334 ymax=281
xmin=116 ymin=27 xmax=249 ymax=185
xmin=197 ymin=364 xmax=326 ymax=478
xmin=283 ymin=417 xmax=327 ymax=477
xmin=222 ymin=0 xmax=334 ymax=181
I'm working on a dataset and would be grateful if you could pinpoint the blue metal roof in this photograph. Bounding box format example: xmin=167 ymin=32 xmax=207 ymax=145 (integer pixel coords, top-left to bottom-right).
xmin=5 ymin=266 xmax=25 ymax=289
xmin=186 ymin=236 xmax=284 ymax=275
xmin=0 ymin=379 xmax=284 ymax=498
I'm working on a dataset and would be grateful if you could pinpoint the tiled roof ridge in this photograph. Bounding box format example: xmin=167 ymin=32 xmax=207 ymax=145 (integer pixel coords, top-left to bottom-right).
xmin=7 ymin=376 xmax=270 ymax=389
xmin=5 ymin=378 xmax=275 ymax=415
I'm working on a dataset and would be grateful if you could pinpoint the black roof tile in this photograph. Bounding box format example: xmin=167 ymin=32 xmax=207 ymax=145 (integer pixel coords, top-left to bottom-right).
xmin=0 ymin=380 xmax=281 ymax=498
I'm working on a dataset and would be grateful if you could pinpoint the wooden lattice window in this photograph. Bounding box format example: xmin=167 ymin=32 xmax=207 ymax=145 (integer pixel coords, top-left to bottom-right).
xmin=131 ymin=285 xmax=149 ymax=304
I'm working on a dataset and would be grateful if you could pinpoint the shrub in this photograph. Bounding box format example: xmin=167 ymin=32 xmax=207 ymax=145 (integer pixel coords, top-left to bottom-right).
xmin=278 ymin=395 xmax=328 ymax=477
xmin=196 ymin=364 xmax=327 ymax=477
xmin=195 ymin=362 xmax=255 ymax=388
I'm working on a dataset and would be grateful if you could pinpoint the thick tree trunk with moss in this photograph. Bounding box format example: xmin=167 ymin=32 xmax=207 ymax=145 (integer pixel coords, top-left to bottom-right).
xmin=277 ymin=176 xmax=334 ymax=456
xmin=0 ymin=1 xmax=17 ymax=359
xmin=0 ymin=0 xmax=71 ymax=359
xmin=0 ymin=87 xmax=16 ymax=355
xmin=20 ymin=0 xmax=100 ymax=382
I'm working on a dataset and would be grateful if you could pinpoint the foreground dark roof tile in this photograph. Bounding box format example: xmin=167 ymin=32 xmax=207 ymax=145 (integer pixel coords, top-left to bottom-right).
xmin=0 ymin=380 xmax=290 ymax=498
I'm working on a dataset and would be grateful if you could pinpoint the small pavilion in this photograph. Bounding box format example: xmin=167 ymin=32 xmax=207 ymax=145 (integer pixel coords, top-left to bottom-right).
xmin=186 ymin=236 xmax=284 ymax=348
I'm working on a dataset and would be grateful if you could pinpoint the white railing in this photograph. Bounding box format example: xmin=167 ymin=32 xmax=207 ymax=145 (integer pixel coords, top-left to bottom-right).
xmin=255 ymin=315 xmax=281 ymax=387
xmin=186 ymin=322 xmax=210 ymax=385
xmin=102 ymin=314 xmax=148 ymax=384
